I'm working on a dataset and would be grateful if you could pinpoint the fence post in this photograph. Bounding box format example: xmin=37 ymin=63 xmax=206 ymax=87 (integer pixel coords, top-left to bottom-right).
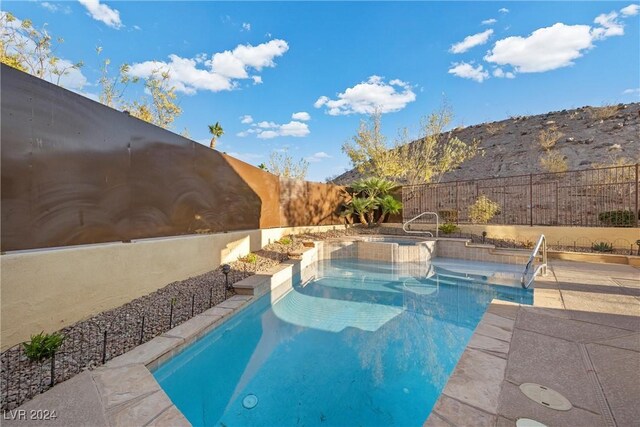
xmin=169 ymin=299 xmax=174 ymax=329
xmin=455 ymin=181 xmax=459 ymax=225
xmin=50 ymin=352 xmax=56 ymax=387
xmin=555 ymin=181 xmax=559 ymax=226
xmin=101 ymin=331 xmax=107 ymax=364
xmin=529 ymin=174 xmax=533 ymax=226
xmin=635 ymin=163 xmax=639 ymax=227
xmin=139 ymin=316 xmax=145 ymax=345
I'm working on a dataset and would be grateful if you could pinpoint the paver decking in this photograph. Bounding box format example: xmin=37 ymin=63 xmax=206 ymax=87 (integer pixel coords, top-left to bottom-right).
xmin=426 ymin=260 xmax=640 ymax=427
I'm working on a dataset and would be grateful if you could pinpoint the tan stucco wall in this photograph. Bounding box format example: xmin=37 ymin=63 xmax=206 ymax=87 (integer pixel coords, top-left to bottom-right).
xmin=0 ymin=224 xmax=345 ymax=350
xmin=457 ymin=225 xmax=640 ymax=249
xmin=387 ymin=223 xmax=639 ymax=250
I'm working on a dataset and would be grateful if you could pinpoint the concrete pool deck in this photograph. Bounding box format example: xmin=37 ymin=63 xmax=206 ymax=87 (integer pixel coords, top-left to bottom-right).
xmin=4 ymin=259 xmax=638 ymax=427
xmin=426 ymin=260 xmax=640 ymax=427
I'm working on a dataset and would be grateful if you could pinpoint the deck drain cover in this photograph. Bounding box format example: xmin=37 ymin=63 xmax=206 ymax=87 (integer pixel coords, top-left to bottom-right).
xmin=516 ymin=418 xmax=547 ymax=427
xmin=242 ymin=394 xmax=258 ymax=409
xmin=519 ymin=383 xmax=572 ymax=411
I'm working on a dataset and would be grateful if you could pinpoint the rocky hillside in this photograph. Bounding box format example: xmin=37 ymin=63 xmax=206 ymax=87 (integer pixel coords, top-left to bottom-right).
xmin=334 ymin=102 xmax=640 ymax=184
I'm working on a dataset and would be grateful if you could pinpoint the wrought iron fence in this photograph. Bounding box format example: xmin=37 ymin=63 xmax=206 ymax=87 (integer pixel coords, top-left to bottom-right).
xmin=402 ymin=164 xmax=640 ymax=227
xmin=0 ymin=269 xmax=249 ymax=412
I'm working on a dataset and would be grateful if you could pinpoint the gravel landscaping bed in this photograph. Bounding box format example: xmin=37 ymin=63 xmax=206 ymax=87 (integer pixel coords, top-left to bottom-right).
xmin=0 ymin=227 xmax=372 ymax=411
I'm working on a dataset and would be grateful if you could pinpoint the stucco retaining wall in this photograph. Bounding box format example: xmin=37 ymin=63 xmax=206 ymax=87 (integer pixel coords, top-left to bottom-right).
xmin=0 ymin=224 xmax=342 ymax=350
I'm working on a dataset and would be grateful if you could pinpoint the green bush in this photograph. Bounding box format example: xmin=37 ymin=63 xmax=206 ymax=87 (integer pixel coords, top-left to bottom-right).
xmin=468 ymin=195 xmax=501 ymax=224
xmin=591 ymin=242 xmax=613 ymax=252
xmin=438 ymin=209 xmax=459 ymax=223
xmin=278 ymin=237 xmax=292 ymax=245
xmin=23 ymin=332 xmax=64 ymax=362
xmin=598 ymin=210 xmax=635 ymax=227
xmin=438 ymin=222 xmax=460 ymax=235
xmin=239 ymin=253 xmax=258 ymax=263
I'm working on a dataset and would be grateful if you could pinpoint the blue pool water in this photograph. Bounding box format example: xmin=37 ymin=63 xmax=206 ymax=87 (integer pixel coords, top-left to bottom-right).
xmin=153 ymin=258 xmax=532 ymax=426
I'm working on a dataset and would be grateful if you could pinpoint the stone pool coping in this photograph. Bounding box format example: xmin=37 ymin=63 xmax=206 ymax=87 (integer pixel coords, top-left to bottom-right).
xmin=424 ymin=260 xmax=640 ymax=427
xmin=6 ymin=246 xmax=317 ymax=426
xmin=10 ymin=246 xmax=638 ymax=426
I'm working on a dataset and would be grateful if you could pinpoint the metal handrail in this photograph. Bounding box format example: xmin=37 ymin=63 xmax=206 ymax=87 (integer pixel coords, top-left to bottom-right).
xmin=521 ymin=234 xmax=547 ymax=289
xmin=403 ymin=212 xmax=439 ymax=237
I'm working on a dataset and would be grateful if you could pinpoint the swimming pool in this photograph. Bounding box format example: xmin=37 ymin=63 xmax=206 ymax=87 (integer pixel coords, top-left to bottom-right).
xmin=153 ymin=258 xmax=532 ymax=426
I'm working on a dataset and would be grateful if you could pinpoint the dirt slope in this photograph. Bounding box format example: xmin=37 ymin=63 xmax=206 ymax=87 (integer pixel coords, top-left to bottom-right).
xmin=334 ymin=103 xmax=640 ymax=184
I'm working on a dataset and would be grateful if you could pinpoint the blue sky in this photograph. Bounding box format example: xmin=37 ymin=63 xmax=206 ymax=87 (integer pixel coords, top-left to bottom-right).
xmin=3 ymin=1 xmax=640 ymax=181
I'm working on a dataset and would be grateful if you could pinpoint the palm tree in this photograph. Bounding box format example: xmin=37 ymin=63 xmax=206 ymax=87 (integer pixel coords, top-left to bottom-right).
xmin=351 ymin=177 xmax=396 ymax=223
xmin=349 ymin=197 xmax=375 ymax=225
xmin=208 ymin=122 xmax=224 ymax=149
xmin=352 ymin=177 xmax=396 ymax=199
xmin=376 ymin=195 xmax=403 ymax=224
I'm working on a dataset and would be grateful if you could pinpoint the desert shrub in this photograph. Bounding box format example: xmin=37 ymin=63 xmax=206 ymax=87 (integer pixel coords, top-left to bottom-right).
xmin=592 ymin=242 xmax=613 ymax=252
xmin=278 ymin=236 xmax=292 ymax=245
xmin=468 ymin=195 xmax=500 ymax=224
xmin=588 ymin=104 xmax=620 ymax=121
xmin=438 ymin=209 xmax=459 ymax=223
xmin=598 ymin=210 xmax=635 ymax=227
xmin=239 ymin=253 xmax=258 ymax=264
xmin=485 ymin=122 xmax=506 ymax=135
xmin=438 ymin=223 xmax=460 ymax=235
xmin=23 ymin=332 xmax=65 ymax=362
xmin=538 ymin=125 xmax=563 ymax=150
xmin=540 ymin=150 xmax=568 ymax=173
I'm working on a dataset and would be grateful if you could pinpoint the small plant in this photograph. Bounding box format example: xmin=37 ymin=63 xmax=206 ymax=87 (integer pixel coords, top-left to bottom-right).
xmin=23 ymin=332 xmax=65 ymax=362
xmin=438 ymin=222 xmax=460 ymax=235
xmin=540 ymin=150 xmax=568 ymax=173
xmin=538 ymin=125 xmax=563 ymax=150
xmin=485 ymin=122 xmax=506 ymax=136
xmin=523 ymin=239 xmax=535 ymax=249
xmin=438 ymin=209 xmax=459 ymax=223
xmin=598 ymin=210 xmax=635 ymax=227
xmin=588 ymin=104 xmax=620 ymax=121
xmin=468 ymin=195 xmax=500 ymax=224
xmin=239 ymin=253 xmax=258 ymax=264
xmin=278 ymin=237 xmax=292 ymax=245
xmin=592 ymin=242 xmax=613 ymax=253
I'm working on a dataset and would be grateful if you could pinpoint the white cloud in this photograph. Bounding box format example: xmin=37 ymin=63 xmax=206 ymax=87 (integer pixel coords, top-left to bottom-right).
xmin=306 ymin=152 xmax=331 ymax=163
xmin=128 ymin=39 xmax=288 ymax=94
xmin=242 ymin=22 xmax=251 ymax=31
xmin=77 ymin=0 xmax=122 ymax=29
xmin=278 ymin=121 xmax=310 ymax=137
xmin=257 ymin=121 xmax=278 ymax=128
xmin=314 ymin=75 xmax=416 ymax=116
xmin=620 ymin=4 xmax=639 ymax=16
xmin=482 ymin=18 xmax=497 ymax=25
xmin=291 ymin=111 xmax=311 ymax=121
xmin=493 ymin=68 xmax=515 ymax=79
xmin=450 ymin=29 xmax=494 ymax=54
xmin=592 ymin=11 xmax=624 ymax=39
xmin=623 ymin=88 xmax=640 ymax=95
xmin=240 ymin=117 xmax=310 ymax=139
xmin=448 ymin=62 xmax=489 ymax=82
xmin=41 ymin=2 xmax=71 ymax=14
xmin=240 ymin=115 xmax=253 ymax=124
xmin=484 ymin=23 xmax=595 ymax=73
xmin=499 ymin=8 xmax=509 ymax=13
xmin=133 ymin=25 xmax=141 ymax=31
